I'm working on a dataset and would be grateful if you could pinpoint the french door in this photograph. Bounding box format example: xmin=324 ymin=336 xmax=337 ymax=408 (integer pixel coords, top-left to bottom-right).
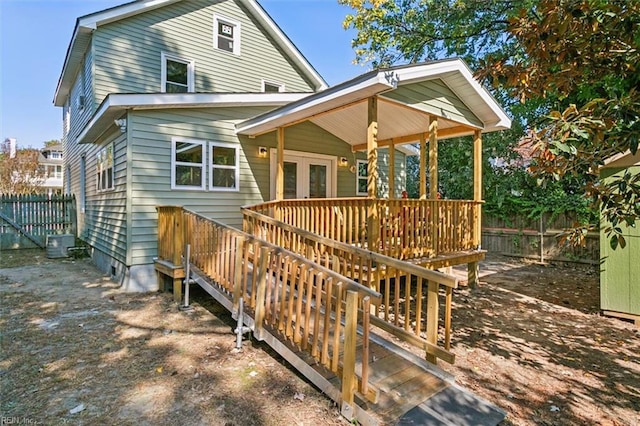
xmin=270 ymin=150 xmax=335 ymax=199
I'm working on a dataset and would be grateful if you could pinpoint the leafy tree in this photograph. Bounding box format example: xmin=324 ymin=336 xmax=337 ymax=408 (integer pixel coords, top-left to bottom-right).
xmin=44 ymin=139 xmax=61 ymax=147
xmin=340 ymin=0 xmax=640 ymax=248
xmin=0 ymin=140 xmax=44 ymax=195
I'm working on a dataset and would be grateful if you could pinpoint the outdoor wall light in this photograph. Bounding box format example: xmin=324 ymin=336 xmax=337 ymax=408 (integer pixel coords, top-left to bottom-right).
xmin=339 ymin=157 xmax=349 ymax=167
xmin=114 ymin=118 xmax=127 ymax=133
xmin=258 ymin=146 xmax=268 ymax=158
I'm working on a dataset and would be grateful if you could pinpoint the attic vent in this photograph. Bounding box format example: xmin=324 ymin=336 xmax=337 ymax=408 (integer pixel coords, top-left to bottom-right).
xmin=46 ymin=234 xmax=75 ymax=258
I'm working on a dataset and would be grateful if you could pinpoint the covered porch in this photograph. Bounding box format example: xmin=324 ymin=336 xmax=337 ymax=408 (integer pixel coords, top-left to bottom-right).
xmin=237 ymin=59 xmax=511 ymax=283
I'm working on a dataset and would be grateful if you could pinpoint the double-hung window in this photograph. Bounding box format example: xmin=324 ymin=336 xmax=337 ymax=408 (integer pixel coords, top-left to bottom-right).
xmin=161 ymin=52 xmax=194 ymax=93
xmin=214 ymin=15 xmax=241 ymax=55
xmin=356 ymin=159 xmax=368 ymax=196
xmin=210 ymin=142 xmax=239 ymax=191
xmin=172 ymin=138 xmax=205 ymax=190
xmin=96 ymin=143 xmax=114 ymax=192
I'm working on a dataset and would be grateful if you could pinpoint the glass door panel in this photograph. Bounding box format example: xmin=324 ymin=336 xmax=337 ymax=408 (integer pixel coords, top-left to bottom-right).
xmin=308 ymin=163 xmax=327 ymax=198
xmin=283 ymin=162 xmax=298 ymax=199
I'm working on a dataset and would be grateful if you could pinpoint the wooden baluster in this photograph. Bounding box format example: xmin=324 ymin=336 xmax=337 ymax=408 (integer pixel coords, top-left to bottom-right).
xmin=254 ymin=246 xmax=269 ymax=341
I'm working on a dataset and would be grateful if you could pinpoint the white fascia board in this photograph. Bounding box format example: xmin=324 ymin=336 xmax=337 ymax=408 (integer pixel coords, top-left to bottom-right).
xmin=236 ymin=72 xmax=395 ymax=135
xmin=107 ymin=92 xmax=309 ymax=108
xmin=78 ymin=0 xmax=180 ymax=29
xmin=394 ymin=59 xmax=512 ymax=132
xmin=76 ymin=92 xmax=308 ymax=144
xmin=243 ymin=0 xmax=327 ymax=91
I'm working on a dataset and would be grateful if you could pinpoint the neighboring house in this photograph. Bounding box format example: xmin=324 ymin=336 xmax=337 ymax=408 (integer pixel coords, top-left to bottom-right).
xmin=38 ymin=144 xmax=64 ymax=195
xmin=54 ymin=0 xmax=509 ymax=291
xmin=599 ymin=150 xmax=640 ymax=325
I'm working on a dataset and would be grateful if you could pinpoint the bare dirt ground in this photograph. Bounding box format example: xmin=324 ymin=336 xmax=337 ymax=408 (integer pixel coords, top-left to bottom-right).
xmin=1 ymin=249 xmax=639 ymax=425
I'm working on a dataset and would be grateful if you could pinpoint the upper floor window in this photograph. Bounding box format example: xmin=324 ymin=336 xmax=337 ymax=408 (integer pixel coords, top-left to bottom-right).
xmin=50 ymin=151 xmax=62 ymax=159
xmin=214 ymin=15 xmax=241 ymax=55
xmin=209 ymin=142 xmax=239 ymax=191
xmin=172 ymin=138 xmax=205 ymax=190
xmin=161 ymin=52 xmax=194 ymax=93
xmin=97 ymin=143 xmax=114 ymax=192
xmin=356 ymin=160 xmax=368 ymax=196
xmin=262 ymin=80 xmax=284 ymax=93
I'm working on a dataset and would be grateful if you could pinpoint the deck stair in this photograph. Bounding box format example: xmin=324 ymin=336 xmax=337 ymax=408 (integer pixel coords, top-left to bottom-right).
xmin=155 ymin=206 xmax=505 ymax=425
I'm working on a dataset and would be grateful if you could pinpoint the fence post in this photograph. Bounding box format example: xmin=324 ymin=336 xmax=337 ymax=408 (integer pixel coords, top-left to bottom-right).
xmin=341 ymin=289 xmax=358 ymax=420
xmin=233 ymin=236 xmax=245 ymax=314
xmin=425 ymin=281 xmax=439 ymax=364
xmin=254 ymin=246 xmax=269 ymax=341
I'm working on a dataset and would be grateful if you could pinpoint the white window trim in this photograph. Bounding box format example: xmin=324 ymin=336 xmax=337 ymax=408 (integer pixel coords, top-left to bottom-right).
xmin=96 ymin=143 xmax=115 ymax=192
xmin=171 ymin=137 xmax=206 ymax=191
xmin=213 ymin=14 xmax=241 ymax=55
xmin=161 ymin=52 xmax=195 ymax=93
xmin=209 ymin=141 xmax=240 ymax=192
xmin=261 ymin=79 xmax=285 ymax=93
xmin=356 ymin=159 xmax=368 ymax=196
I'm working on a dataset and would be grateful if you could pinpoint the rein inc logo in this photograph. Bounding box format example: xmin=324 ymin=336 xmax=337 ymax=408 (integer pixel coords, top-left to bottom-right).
xmin=1 ymin=417 xmax=40 ymax=425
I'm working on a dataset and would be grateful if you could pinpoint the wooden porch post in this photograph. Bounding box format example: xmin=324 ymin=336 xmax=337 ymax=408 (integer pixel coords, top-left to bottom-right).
xmin=276 ymin=127 xmax=285 ymax=201
xmin=419 ymin=131 xmax=427 ymax=199
xmin=367 ymin=97 xmax=380 ymax=250
xmin=389 ymin=140 xmax=395 ymax=199
xmin=428 ymin=117 xmax=438 ymax=199
xmin=469 ymin=129 xmax=483 ymax=288
xmin=428 ymin=117 xmax=439 ymax=256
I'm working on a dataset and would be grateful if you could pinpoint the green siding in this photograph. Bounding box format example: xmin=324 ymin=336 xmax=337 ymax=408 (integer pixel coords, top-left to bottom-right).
xmin=128 ymin=106 xmax=276 ymax=266
xmin=382 ymin=79 xmax=483 ymax=128
xmin=92 ymin=0 xmax=315 ymax=103
xmin=600 ymin=165 xmax=640 ymax=316
xmin=71 ymin=131 xmax=128 ymax=264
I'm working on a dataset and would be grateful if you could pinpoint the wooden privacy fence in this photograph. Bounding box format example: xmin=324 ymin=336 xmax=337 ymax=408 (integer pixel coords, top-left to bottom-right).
xmin=482 ymin=213 xmax=599 ymax=263
xmin=0 ymin=194 xmax=76 ymax=250
xmin=242 ymin=205 xmax=459 ymax=365
xmin=246 ymin=198 xmax=481 ymax=260
xmin=156 ymin=206 xmax=381 ymax=409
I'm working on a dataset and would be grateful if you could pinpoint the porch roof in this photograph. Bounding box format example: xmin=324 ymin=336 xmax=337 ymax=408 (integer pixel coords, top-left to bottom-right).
xmin=236 ymin=58 xmax=512 ymax=149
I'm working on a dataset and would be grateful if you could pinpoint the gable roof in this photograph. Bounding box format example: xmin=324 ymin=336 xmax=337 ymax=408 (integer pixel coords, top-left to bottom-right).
xmin=236 ymin=58 xmax=511 ymax=148
xmin=53 ymin=0 xmax=327 ymax=106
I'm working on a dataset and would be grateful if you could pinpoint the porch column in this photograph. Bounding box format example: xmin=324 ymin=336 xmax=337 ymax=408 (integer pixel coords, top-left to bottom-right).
xmin=389 ymin=139 xmax=395 ymax=199
xmin=419 ymin=131 xmax=427 ymax=199
xmin=428 ymin=117 xmax=438 ymax=199
xmin=367 ymin=96 xmax=380 ymax=251
xmin=428 ymin=117 xmax=439 ymax=256
xmin=276 ymin=127 xmax=284 ymax=201
xmin=469 ymin=129 xmax=482 ymax=288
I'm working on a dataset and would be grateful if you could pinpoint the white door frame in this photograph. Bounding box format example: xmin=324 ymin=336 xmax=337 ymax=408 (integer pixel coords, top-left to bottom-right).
xmin=269 ymin=148 xmax=337 ymax=200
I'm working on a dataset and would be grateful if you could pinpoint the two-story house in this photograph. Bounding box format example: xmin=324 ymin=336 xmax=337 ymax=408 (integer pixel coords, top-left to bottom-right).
xmin=38 ymin=144 xmax=64 ymax=195
xmin=54 ymin=0 xmax=510 ymax=292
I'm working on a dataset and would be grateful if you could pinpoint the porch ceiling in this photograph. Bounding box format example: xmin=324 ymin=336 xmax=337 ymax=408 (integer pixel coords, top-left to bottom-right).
xmin=236 ymin=58 xmax=512 ymax=148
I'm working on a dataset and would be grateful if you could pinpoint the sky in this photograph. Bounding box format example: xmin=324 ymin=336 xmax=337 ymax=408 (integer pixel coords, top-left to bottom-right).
xmin=0 ymin=0 xmax=366 ymax=149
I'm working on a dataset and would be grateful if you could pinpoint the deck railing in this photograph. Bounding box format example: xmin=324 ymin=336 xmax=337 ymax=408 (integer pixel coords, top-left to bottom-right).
xmin=242 ymin=205 xmax=459 ymax=365
xmin=157 ymin=206 xmax=381 ymax=410
xmin=246 ymin=198 xmax=481 ymax=260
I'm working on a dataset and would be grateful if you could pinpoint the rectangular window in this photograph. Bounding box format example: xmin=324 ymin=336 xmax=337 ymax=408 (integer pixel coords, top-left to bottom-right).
xmin=96 ymin=143 xmax=114 ymax=192
xmin=50 ymin=151 xmax=62 ymax=159
xmin=172 ymin=138 xmax=205 ymax=190
xmin=161 ymin=52 xmax=194 ymax=93
xmin=214 ymin=15 xmax=241 ymax=55
xmin=357 ymin=159 xmax=368 ymax=196
xmin=209 ymin=142 xmax=239 ymax=191
xmin=262 ymin=80 xmax=284 ymax=93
